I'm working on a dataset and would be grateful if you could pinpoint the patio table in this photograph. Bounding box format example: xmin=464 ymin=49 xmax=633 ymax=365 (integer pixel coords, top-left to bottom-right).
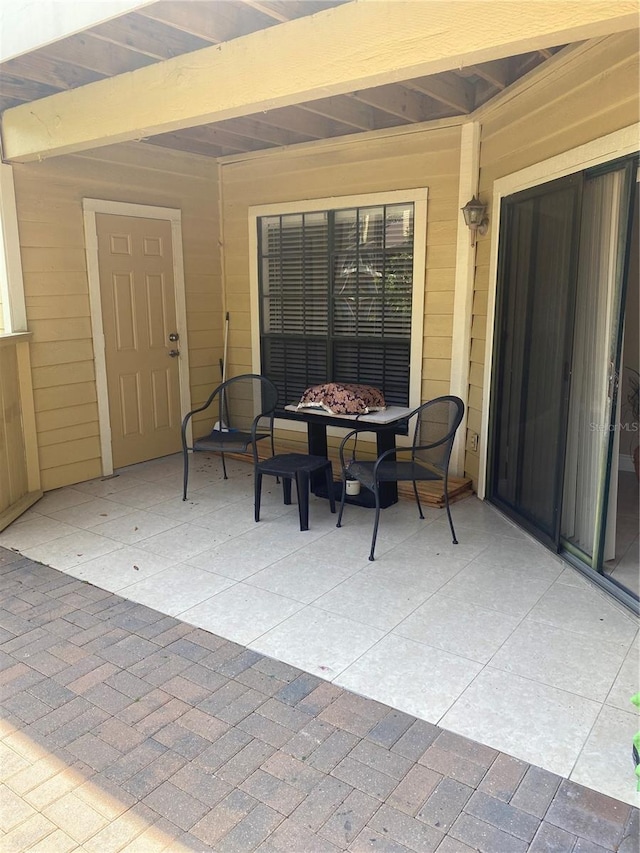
xmin=275 ymin=404 xmax=412 ymax=508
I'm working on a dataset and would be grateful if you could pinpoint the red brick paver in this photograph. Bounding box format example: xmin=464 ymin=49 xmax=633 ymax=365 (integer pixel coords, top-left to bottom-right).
xmin=0 ymin=547 xmax=638 ymax=852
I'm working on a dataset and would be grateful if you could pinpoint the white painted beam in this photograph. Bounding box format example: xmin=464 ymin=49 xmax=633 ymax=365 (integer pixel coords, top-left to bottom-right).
xmin=2 ymin=0 xmax=637 ymax=162
xmin=450 ymin=122 xmax=481 ymax=478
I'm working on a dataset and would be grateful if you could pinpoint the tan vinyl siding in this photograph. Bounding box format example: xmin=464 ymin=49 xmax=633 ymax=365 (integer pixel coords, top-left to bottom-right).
xmin=466 ymin=32 xmax=640 ymax=484
xmin=220 ymin=124 xmax=463 ymax=452
xmin=13 ymin=143 xmax=221 ymax=491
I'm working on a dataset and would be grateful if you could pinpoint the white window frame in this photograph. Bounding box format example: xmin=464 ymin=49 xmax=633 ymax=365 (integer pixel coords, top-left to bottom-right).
xmin=248 ymin=188 xmax=427 ymax=440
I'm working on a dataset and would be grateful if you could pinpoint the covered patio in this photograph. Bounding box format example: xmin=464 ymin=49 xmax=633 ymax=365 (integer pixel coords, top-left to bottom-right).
xmin=1 ymin=452 xmax=637 ymax=811
xmin=0 ymin=3 xmax=639 ymax=845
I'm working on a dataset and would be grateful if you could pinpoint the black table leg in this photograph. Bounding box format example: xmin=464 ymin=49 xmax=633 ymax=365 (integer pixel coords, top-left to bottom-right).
xmin=376 ymin=428 xmax=398 ymax=508
xmin=307 ymin=423 xmax=328 ymax=493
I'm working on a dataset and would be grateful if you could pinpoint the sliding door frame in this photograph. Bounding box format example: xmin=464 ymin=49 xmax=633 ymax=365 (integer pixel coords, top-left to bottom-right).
xmin=479 ymin=124 xmax=640 ymax=498
xmin=479 ymin=127 xmax=639 ymax=613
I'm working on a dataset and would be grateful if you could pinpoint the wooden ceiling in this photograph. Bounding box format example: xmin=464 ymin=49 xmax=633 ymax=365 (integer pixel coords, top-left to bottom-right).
xmin=0 ymin=0 xmax=566 ymax=159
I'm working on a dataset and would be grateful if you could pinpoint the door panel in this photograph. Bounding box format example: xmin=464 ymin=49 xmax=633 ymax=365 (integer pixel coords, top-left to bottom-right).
xmin=97 ymin=213 xmax=181 ymax=468
xmin=561 ymin=162 xmax=637 ymax=567
xmin=490 ymin=175 xmax=583 ymax=545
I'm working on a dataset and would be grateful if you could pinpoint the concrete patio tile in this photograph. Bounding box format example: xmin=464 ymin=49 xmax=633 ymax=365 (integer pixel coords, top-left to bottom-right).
xmin=394 ymin=593 xmax=521 ymax=665
xmin=566 ymin=705 xmax=640 ymax=807
xmin=488 ymin=618 xmax=628 ymax=702
xmin=437 ymin=562 xmax=554 ymax=619
xmin=180 ymin=584 xmax=304 ymax=647
xmin=119 ymin=563 xmax=234 ymax=616
xmin=527 ymin=583 xmax=638 ymax=647
xmin=252 ymin=607 xmax=384 ymax=681
xmin=336 ymin=634 xmax=482 ymax=723
xmin=440 ymin=669 xmax=602 ymax=779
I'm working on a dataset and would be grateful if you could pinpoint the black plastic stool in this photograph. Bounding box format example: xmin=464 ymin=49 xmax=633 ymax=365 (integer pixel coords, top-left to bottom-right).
xmin=255 ymin=453 xmax=335 ymax=531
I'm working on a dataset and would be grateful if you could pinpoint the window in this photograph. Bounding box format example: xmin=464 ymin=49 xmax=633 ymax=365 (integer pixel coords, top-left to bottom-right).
xmin=257 ymin=194 xmax=425 ymax=407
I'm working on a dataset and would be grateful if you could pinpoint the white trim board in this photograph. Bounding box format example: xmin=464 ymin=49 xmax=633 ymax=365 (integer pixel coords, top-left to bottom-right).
xmin=450 ymin=121 xmax=481 ymax=477
xmin=0 ymin=164 xmax=27 ymax=333
xmin=478 ymin=123 xmax=640 ymax=498
xmin=82 ymin=198 xmax=191 ymax=476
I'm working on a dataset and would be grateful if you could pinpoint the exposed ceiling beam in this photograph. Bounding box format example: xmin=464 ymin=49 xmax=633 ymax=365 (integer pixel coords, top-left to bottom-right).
xmin=242 ymin=1 xmax=291 ymax=23
xmin=0 ymin=75 xmax=60 ymax=103
xmin=406 ymin=74 xmax=474 ymax=114
xmin=351 ymin=85 xmax=432 ymax=123
xmin=298 ymin=96 xmax=377 ymax=131
xmin=37 ymin=33 xmax=157 ymax=76
xmin=215 ymin=116 xmax=308 ymax=147
xmin=143 ymin=133 xmax=227 ymax=157
xmin=2 ymin=0 xmax=636 ymax=162
xmin=245 ymin=106 xmax=342 ymax=139
xmin=137 ymin=1 xmax=256 ymax=43
xmin=1 ymin=54 xmax=104 ymax=90
xmin=468 ymin=59 xmax=510 ymax=90
xmin=88 ymin=12 xmax=212 ymax=59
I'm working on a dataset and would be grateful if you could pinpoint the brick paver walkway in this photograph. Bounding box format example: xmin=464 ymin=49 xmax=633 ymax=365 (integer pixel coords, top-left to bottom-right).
xmin=1 ymin=547 xmax=638 ymax=852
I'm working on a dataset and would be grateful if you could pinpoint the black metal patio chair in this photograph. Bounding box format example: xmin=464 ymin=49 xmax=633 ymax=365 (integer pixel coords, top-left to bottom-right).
xmin=336 ymin=395 xmax=465 ymax=560
xmin=181 ymin=373 xmax=278 ymax=500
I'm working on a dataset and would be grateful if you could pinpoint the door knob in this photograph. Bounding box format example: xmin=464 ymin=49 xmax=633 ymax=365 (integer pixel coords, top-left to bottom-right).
xmin=168 ymin=349 xmax=180 ymax=358
xmin=169 ymin=332 xmax=179 ymax=342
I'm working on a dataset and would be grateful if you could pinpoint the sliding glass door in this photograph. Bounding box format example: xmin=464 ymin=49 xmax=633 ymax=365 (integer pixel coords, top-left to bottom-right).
xmin=489 ymin=158 xmax=636 ymax=581
xmin=489 ymin=174 xmax=582 ymax=548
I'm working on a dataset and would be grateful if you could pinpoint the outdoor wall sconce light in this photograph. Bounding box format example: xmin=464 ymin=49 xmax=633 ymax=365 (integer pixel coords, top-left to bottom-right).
xmin=461 ymin=196 xmax=489 ymax=246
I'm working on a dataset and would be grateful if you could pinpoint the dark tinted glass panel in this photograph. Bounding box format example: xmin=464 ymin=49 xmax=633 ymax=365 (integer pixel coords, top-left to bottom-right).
xmin=491 ymin=176 xmax=581 ymax=542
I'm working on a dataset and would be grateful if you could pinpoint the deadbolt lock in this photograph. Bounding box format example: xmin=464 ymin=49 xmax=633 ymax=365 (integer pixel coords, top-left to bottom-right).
xmin=169 ymin=332 xmax=179 ymax=342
